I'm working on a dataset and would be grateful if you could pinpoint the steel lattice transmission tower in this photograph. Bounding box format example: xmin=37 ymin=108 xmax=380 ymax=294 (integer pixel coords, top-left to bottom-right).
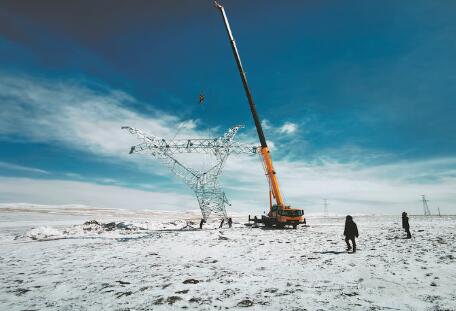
xmin=323 ymin=199 xmax=329 ymax=217
xmin=122 ymin=125 xmax=257 ymax=220
xmin=421 ymin=195 xmax=431 ymax=216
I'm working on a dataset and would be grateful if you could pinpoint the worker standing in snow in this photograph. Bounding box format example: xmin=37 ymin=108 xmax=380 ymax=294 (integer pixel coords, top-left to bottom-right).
xmin=227 ymin=217 xmax=233 ymax=228
xmin=402 ymin=212 xmax=412 ymax=239
xmin=199 ymin=218 xmax=206 ymax=229
xmin=344 ymin=215 xmax=359 ymax=253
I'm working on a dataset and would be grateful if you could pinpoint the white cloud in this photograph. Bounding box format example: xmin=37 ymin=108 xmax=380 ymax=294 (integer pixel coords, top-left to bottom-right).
xmin=0 ymin=177 xmax=194 ymax=211
xmin=261 ymin=119 xmax=271 ymax=130
xmin=64 ymin=172 xmax=83 ymax=179
xmin=0 ymin=73 xmax=236 ymax=177
xmin=1 ymin=156 xmax=453 ymax=216
xmin=223 ymin=156 xmax=456 ymax=215
xmin=266 ymin=140 xmax=276 ymax=150
xmin=0 ymin=73 xmax=207 ymax=160
xmin=278 ymin=122 xmax=298 ymax=135
xmin=0 ymin=73 xmax=455 ymax=216
xmin=0 ymin=73 xmax=266 ymax=179
xmin=0 ymin=161 xmax=50 ymax=175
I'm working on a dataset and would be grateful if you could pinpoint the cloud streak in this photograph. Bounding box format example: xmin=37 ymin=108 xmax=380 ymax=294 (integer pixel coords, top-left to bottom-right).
xmin=0 ymin=161 xmax=50 ymax=175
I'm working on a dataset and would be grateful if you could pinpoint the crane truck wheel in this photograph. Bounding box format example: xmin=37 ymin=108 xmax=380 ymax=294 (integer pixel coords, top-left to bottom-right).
xmin=292 ymin=224 xmax=297 ymax=229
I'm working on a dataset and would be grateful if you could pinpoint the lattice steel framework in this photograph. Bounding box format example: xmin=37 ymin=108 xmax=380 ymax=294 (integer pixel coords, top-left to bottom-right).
xmin=421 ymin=195 xmax=431 ymax=216
xmin=122 ymin=125 xmax=258 ymax=220
xmin=323 ymin=199 xmax=329 ymax=217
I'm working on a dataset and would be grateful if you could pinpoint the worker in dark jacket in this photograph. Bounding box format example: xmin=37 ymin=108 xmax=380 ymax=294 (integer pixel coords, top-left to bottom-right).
xmin=402 ymin=212 xmax=412 ymax=239
xmin=344 ymin=215 xmax=359 ymax=252
xmin=199 ymin=218 xmax=206 ymax=229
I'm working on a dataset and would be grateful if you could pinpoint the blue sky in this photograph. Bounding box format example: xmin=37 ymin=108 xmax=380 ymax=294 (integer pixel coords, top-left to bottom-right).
xmin=0 ymin=1 xmax=455 ymax=215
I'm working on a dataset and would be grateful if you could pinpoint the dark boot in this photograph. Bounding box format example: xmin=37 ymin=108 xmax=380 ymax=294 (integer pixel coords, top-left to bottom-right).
xmin=406 ymin=228 xmax=412 ymax=239
xmin=345 ymin=237 xmax=352 ymax=251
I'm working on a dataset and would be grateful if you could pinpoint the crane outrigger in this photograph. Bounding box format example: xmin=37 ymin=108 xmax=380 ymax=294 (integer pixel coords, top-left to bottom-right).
xmin=214 ymin=2 xmax=305 ymax=228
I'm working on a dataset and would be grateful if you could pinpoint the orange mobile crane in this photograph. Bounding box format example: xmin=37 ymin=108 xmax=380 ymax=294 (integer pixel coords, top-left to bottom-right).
xmin=215 ymin=2 xmax=305 ymax=228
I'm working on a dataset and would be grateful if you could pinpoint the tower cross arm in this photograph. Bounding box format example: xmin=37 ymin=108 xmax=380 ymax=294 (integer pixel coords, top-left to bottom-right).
xmin=122 ymin=126 xmax=258 ymax=155
xmin=128 ymin=139 xmax=258 ymax=155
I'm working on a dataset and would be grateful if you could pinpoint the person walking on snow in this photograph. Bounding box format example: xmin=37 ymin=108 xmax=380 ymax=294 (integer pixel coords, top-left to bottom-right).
xmin=402 ymin=212 xmax=412 ymax=239
xmin=344 ymin=215 xmax=359 ymax=253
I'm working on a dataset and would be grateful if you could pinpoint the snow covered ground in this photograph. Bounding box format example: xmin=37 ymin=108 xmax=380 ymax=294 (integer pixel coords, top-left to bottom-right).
xmin=1 ymin=205 xmax=455 ymax=310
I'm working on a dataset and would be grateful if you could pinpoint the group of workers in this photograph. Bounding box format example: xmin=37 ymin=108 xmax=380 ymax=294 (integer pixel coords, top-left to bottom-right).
xmin=198 ymin=212 xmax=412 ymax=254
xmin=344 ymin=211 xmax=412 ymax=253
xmin=199 ymin=217 xmax=233 ymax=229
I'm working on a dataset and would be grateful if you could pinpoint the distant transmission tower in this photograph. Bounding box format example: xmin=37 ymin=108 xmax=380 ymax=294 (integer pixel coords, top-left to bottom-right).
xmin=122 ymin=125 xmax=257 ymax=220
xmin=323 ymin=199 xmax=329 ymax=217
xmin=421 ymin=195 xmax=431 ymax=216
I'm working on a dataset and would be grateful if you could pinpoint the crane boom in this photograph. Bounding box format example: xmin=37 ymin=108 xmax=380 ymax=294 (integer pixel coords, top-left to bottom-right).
xmin=214 ymin=1 xmax=285 ymax=209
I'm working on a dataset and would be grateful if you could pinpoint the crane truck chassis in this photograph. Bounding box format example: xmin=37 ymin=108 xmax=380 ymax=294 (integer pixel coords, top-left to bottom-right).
xmin=249 ymin=207 xmax=306 ymax=229
xmin=215 ymin=2 xmax=306 ymax=228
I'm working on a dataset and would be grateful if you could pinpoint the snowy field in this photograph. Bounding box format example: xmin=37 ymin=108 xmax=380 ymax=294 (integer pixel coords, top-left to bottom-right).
xmin=1 ymin=205 xmax=455 ymax=311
